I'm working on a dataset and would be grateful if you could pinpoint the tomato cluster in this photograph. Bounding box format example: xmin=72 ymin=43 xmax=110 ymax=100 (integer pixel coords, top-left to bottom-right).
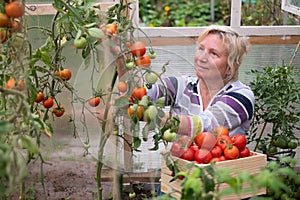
xmin=170 ymin=126 xmax=251 ymax=164
xmin=0 ymin=1 xmax=24 ymax=43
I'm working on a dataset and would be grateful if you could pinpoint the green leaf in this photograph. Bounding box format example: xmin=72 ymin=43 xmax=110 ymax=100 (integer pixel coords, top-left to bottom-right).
xmin=114 ymin=96 xmax=129 ymax=107
xmin=87 ymin=28 xmax=104 ymax=39
xmin=0 ymin=120 xmax=12 ymax=134
xmin=18 ymin=135 xmax=39 ymax=154
xmin=132 ymin=136 xmax=141 ymax=150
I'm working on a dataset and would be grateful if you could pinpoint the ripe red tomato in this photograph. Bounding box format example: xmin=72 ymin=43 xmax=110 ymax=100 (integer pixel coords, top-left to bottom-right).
xmin=194 ymin=132 xmax=216 ymax=150
xmin=131 ymin=87 xmax=147 ymax=100
xmin=5 ymin=1 xmax=25 ymax=18
xmin=216 ymin=135 xmax=233 ymax=151
xmin=53 ymin=105 xmax=65 ymax=117
xmin=231 ymin=134 xmax=247 ymax=151
xmin=239 ymin=147 xmax=251 ymax=158
xmin=213 ymin=125 xmax=229 ymax=137
xmin=0 ymin=28 xmax=10 ymax=43
xmin=88 ymin=97 xmax=101 ymax=107
xmin=224 ymin=145 xmax=239 ymax=160
xmin=210 ymin=145 xmax=223 ymax=158
xmin=130 ymin=41 xmax=146 ymax=57
xmin=43 ymin=97 xmax=54 ymax=109
xmin=194 ymin=149 xmax=212 ymax=164
xmin=180 ymin=147 xmax=195 ymax=161
xmin=135 ymin=55 xmax=151 ymax=68
xmin=59 ymin=68 xmax=72 ymax=81
xmin=35 ymin=92 xmax=45 ymax=103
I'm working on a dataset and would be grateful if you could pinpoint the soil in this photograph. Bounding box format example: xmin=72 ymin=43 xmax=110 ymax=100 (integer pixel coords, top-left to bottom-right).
xmin=15 ymin=161 xmax=157 ymax=200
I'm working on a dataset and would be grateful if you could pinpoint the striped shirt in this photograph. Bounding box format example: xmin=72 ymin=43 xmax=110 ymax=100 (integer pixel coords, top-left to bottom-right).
xmin=147 ymin=76 xmax=255 ymax=137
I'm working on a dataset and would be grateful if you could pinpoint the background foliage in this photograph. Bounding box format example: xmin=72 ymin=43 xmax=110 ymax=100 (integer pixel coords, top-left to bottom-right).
xmin=139 ymin=0 xmax=300 ymax=27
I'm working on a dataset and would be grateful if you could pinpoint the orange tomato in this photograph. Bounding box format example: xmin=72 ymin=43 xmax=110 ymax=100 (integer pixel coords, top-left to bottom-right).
xmin=59 ymin=68 xmax=72 ymax=81
xmin=106 ymin=23 xmax=117 ymax=34
xmin=128 ymin=105 xmax=144 ymax=120
xmin=130 ymin=41 xmax=146 ymax=57
xmin=0 ymin=13 xmax=11 ymax=28
xmin=213 ymin=125 xmax=229 ymax=137
xmin=35 ymin=92 xmax=45 ymax=103
xmin=88 ymin=97 xmax=101 ymax=107
xmin=5 ymin=1 xmax=25 ymax=18
xmin=6 ymin=78 xmax=15 ymax=89
xmin=117 ymin=81 xmax=128 ymax=93
xmin=135 ymin=55 xmax=151 ymax=68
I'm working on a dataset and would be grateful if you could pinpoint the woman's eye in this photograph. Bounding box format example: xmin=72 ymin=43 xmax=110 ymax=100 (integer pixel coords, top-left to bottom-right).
xmin=211 ymin=52 xmax=219 ymax=57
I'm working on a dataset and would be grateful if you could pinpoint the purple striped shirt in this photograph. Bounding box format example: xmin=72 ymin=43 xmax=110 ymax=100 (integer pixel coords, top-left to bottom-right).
xmin=147 ymin=76 xmax=255 ymax=136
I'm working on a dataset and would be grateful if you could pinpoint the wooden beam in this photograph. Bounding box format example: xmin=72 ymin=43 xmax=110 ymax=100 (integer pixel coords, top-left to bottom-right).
xmin=25 ymin=2 xmax=116 ymax=15
xmin=137 ymin=35 xmax=300 ymax=46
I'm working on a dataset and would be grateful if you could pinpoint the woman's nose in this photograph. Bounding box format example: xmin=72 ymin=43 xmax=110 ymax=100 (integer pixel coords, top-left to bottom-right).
xmin=196 ymin=50 xmax=208 ymax=62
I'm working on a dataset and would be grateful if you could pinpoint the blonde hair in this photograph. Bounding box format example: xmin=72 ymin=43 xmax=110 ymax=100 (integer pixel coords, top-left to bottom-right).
xmin=197 ymin=25 xmax=249 ymax=81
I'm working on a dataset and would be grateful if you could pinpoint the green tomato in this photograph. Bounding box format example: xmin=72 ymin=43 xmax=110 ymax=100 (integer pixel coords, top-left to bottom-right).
xmin=125 ymin=61 xmax=134 ymax=70
xmin=288 ymin=139 xmax=298 ymax=149
xmin=73 ymin=37 xmax=87 ymax=49
xmin=149 ymin=51 xmax=156 ymax=59
xmin=163 ymin=129 xmax=177 ymax=142
xmin=144 ymin=105 xmax=158 ymax=122
xmin=129 ymin=192 xmax=136 ymax=199
xmin=145 ymin=72 xmax=158 ymax=84
xmin=274 ymin=136 xmax=288 ymax=149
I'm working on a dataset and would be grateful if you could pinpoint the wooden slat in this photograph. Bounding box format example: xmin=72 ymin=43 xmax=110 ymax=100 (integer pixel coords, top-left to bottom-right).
xmin=25 ymin=2 xmax=116 ymax=15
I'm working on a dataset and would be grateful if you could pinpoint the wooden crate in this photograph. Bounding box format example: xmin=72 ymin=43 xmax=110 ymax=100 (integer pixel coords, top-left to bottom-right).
xmin=161 ymin=151 xmax=267 ymax=200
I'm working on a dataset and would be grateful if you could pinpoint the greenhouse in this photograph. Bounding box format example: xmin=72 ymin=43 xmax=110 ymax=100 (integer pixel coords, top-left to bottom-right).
xmin=0 ymin=0 xmax=300 ymax=199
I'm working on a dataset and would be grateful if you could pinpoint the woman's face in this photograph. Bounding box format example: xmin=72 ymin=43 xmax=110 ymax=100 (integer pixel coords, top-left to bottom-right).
xmin=194 ymin=33 xmax=230 ymax=83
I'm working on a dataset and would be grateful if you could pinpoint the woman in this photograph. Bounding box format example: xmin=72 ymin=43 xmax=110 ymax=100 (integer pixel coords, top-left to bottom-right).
xmin=146 ymin=25 xmax=254 ymax=137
